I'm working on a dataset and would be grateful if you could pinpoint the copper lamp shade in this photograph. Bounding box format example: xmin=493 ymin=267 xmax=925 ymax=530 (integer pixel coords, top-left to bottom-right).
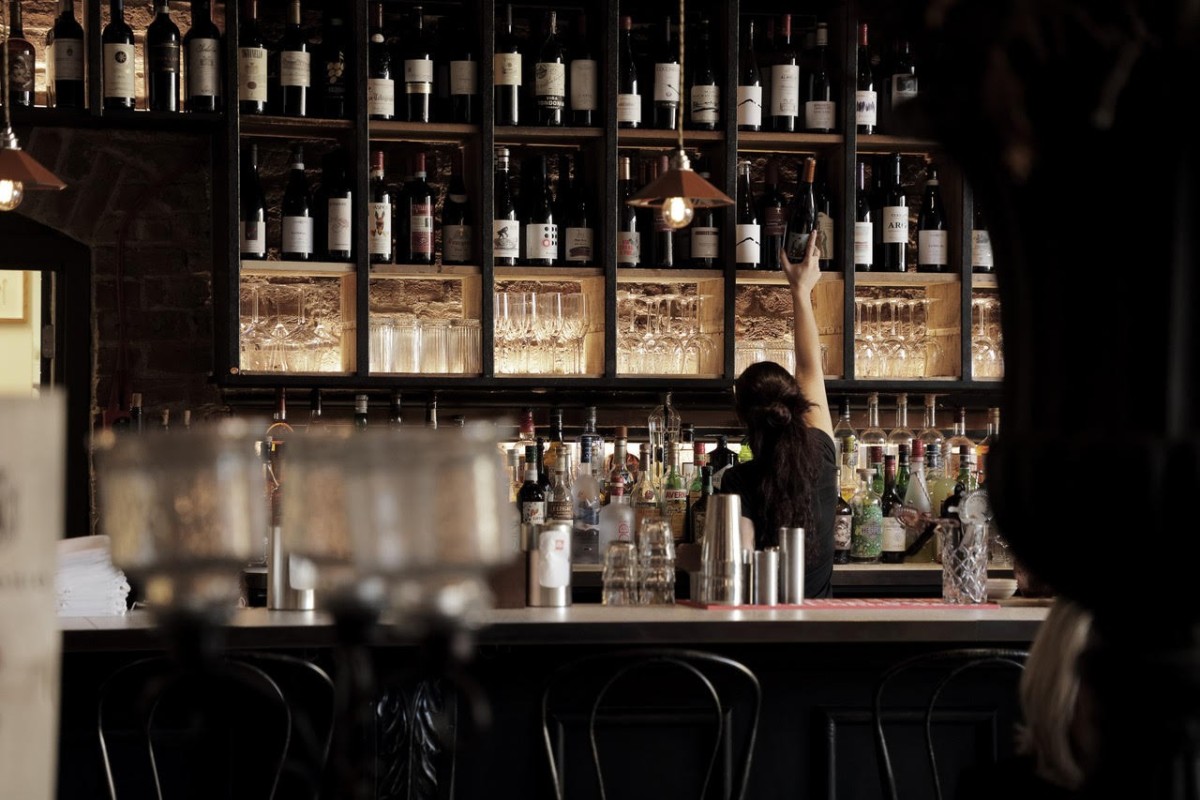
xmin=0 ymin=137 xmax=67 ymax=191
xmin=626 ymin=148 xmax=733 ymax=209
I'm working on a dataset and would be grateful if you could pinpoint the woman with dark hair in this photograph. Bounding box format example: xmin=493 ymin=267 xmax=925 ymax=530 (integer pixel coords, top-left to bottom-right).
xmin=719 ymin=233 xmax=837 ymax=597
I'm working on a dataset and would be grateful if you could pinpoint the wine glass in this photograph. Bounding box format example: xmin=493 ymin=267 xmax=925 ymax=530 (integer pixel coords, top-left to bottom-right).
xmin=560 ymin=293 xmax=588 ymax=374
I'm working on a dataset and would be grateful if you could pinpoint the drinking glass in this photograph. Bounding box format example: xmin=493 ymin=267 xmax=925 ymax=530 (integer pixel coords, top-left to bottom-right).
xmin=637 ymin=519 xmax=676 ymax=605
xmin=420 ymin=317 xmax=450 ymax=374
xmin=393 ymin=313 xmax=421 ymax=373
xmin=370 ymin=316 xmax=396 ymax=373
xmin=601 ymin=541 xmax=639 ymax=606
xmin=938 ymin=519 xmax=988 ymax=604
xmin=560 ymin=293 xmax=589 ymax=374
xmin=449 ymin=318 xmax=481 ymax=374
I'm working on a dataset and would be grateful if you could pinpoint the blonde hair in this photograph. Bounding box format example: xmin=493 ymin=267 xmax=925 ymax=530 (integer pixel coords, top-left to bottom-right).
xmin=1015 ymin=597 xmax=1094 ymax=790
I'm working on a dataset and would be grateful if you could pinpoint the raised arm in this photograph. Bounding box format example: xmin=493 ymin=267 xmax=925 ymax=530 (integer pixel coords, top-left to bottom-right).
xmin=781 ymin=232 xmax=835 ymax=440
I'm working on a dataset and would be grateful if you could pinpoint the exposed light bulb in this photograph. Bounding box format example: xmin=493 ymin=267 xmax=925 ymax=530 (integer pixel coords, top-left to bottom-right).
xmin=660 ymin=196 xmax=694 ymax=229
xmin=0 ymin=179 xmax=24 ymax=212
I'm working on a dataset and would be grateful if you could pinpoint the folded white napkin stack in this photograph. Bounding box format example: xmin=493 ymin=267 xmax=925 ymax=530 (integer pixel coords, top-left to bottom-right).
xmin=56 ymin=535 xmax=130 ymax=617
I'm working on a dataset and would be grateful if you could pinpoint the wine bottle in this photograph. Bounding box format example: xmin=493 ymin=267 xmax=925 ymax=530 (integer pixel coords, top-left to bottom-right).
xmin=736 ymin=18 xmax=763 ymax=131
xmin=323 ymin=149 xmax=353 ymax=261
xmin=146 ymin=0 xmax=181 ymax=113
xmin=854 ymin=160 xmax=873 ymax=271
xmin=318 ymin=13 xmax=348 ymax=118
xmin=855 ymin=23 xmax=877 ymax=135
xmin=690 ymin=159 xmax=720 ymax=268
xmin=760 ymin=159 xmax=788 ymax=271
xmin=523 ymin=155 xmax=558 ymax=266
xmin=183 ymin=0 xmax=221 ymax=112
xmin=277 ymin=0 xmax=309 ymax=116
xmin=833 ymin=466 xmax=854 ymax=563
xmin=944 ymin=407 xmax=975 ymax=480
xmin=493 ymin=4 xmax=521 ymax=125
xmin=917 ymin=164 xmax=949 ymax=273
xmin=518 ymin=444 xmax=547 ymax=524
xmin=368 ymin=150 xmax=393 ymax=264
xmin=102 ymin=0 xmax=136 ymax=111
xmin=238 ymin=0 xmax=267 ymax=114
xmin=402 ymin=6 xmax=433 ymax=123
xmin=240 ymin=144 xmax=266 ymax=260
xmin=442 ymin=149 xmax=472 ymax=265
xmin=971 ymin=197 xmax=994 ymax=273
xmin=534 ymin=10 xmax=566 ymax=126
xmin=735 ymin=158 xmax=761 ymax=269
xmin=850 ymin=466 xmax=883 ymax=563
xmin=653 ymin=16 xmax=680 ymax=130
xmin=447 ymin=17 xmax=476 ymax=123
xmin=404 ymin=153 xmax=434 ymax=264
xmin=281 ymin=144 xmax=314 ymax=261
xmin=769 ymin=14 xmax=799 ymax=132
xmin=689 ymin=17 xmax=719 ymax=130
xmin=833 ymin=397 xmax=859 ymax=498
xmin=887 ymin=38 xmax=918 ymax=128
xmin=784 ymin=156 xmax=816 ymax=264
xmin=616 ymin=155 xmax=640 ymax=267
xmin=367 ymin=2 xmax=394 ymax=120
xmin=569 ymin=11 xmax=597 ymax=126
xmin=493 ymin=147 xmax=520 ymax=267
xmin=47 ymin=0 xmax=85 ymax=109
xmin=880 ymin=154 xmax=908 ymax=272
xmin=563 ymin=152 xmax=594 ymax=265
xmin=815 ymin=159 xmax=836 ymax=271
xmin=616 ymin=16 xmax=641 ymax=128
xmin=880 ymin=453 xmax=906 ymax=563
xmin=650 ymin=154 xmax=675 ymax=268
xmin=4 ymin=2 xmax=33 ymax=107
xmin=804 ymin=21 xmax=836 ymax=132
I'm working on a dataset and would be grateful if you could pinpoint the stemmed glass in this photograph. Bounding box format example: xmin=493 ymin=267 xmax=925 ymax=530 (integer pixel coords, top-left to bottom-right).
xmin=972 ymin=296 xmax=1002 ymax=379
xmin=560 ymin=293 xmax=588 ymax=374
xmin=239 ymin=285 xmax=269 ymax=371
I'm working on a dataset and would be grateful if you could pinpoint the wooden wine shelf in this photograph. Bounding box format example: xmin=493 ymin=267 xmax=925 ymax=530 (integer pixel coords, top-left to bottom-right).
xmin=736 ymin=131 xmax=844 ymax=151
xmin=855 ymin=272 xmax=959 ymax=287
xmin=617 ymin=128 xmax=724 ymax=147
xmin=616 ymin=268 xmax=724 ymax=282
xmin=856 ymin=134 xmax=942 ymax=154
xmin=494 ymin=266 xmax=605 ymax=280
xmin=736 ymin=270 xmax=844 ymax=286
xmin=241 ymin=260 xmax=355 ymax=277
xmin=973 ymin=274 xmax=999 ymax=289
xmin=9 ymin=105 xmax=225 ymax=132
xmin=370 ymin=264 xmax=482 ymax=277
xmin=494 ymin=126 xmax=605 ymax=145
xmin=367 ymin=120 xmax=479 ymax=143
xmin=239 ymin=115 xmax=355 ymax=140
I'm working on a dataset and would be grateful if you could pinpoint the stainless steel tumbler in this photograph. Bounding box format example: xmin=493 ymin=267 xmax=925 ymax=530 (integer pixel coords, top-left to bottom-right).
xmin=779 ymin=526 xmax=805 ymax=603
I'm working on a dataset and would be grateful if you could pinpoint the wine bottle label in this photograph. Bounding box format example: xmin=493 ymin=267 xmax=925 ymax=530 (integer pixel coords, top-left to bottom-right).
xmin=282 ymin=215 xmax=314 ymax=256
xmin=736 ymin=223 xmax=761 ymax=265
xmin=882 ymin=206 xmax=909 ymax=244
xmin=834 ymin=513 xmax=853 ymax=550
xmin=538 ymin=526 xmax=571 ymax=588
xmin=548 ymin=500 xmax=573 ymax=521
xmin=616 ymin=230 xmax=640 ymax=265
xmin=493 ymin=219 xmax=521 ymax=259
xmin=918 ymin=229 xmax=949 ymax=266
xmin=103 ymin=44 xmax=136 ymax=99
xmin=367 ymin=77 xmax=395 ymax=116
xmin=48 ymin=39 xmax=84 ymax=82
xmin=569 ymin=59 xmax=597 ymax=110
xmin=443 ymin=224 xmax=472 ymax=262
xmin=564 ymin=227 xmax=594 ymax=262
xmin=535 ymin=62 xmax=566 ymax=106
xmin=280 ymin=50 xmax=311 ymax=87
xmin=770 ymin=64 xmax=800 ymax=116
xmin=891 ymin=74 xmax=918 ymax=108
xmin=785 ymin=226 xmax=810 ymax=260
xmin=493 ymin=52 xmax=522 ymax=86
xmin=187 ymin=39 xmax=221 ymax=98
xmin=450 ymin=60 xmax=477 ymax=95
xmin=690 ymin=85 xmax=719 ymax=123
xmin=856 ymin=89 xmax=878 ymax=127
xmin=972 ymin=229 xmax=994 ymax=269
xmin=368 ymin=202 xmax=392 ymax=257
xmin=241 ymin=220 xmax=266 ymax=256
xmin=616 ymin=93 xmax=641 ymax=123
xmin=410 ymin=202 xmax=433 ymax=256
xmin=854 ymin=221 xmax=874 ymax=264
xmin=327 ymin=198 xmax=352 ymax=253
xmin=525 ymin=223 xmax=558 ymax=261
xmin=691 ymin=226 xmax=719 ymax=259
xmin=817 ymin=211 xmax=835 ymax=260
xmin=404 ymin=58 xmax=434 ymax=89
xmin=653 ymin=63 xmax=680 ymax=102
xmin=805 ymin=100 xmax=835 ymax=130
xmin=521 ymin=501 xmax=546 ymax=524
xmin=238 ymin=46 xmax=268 ymax=101
xmin=150 ymin=43 xmax=180 ymax=76
xmin=764 ymin=207 xmax=787 ymax=238
xmin=882 ymin=517 xmax=906 ymax=552
xmin=851 ymin=507 xmax=883 ymax=559
xmin=9 ymin=48 xmax=34 ymax=93
xmin=736 ymin=85 xmax=763 ymax=126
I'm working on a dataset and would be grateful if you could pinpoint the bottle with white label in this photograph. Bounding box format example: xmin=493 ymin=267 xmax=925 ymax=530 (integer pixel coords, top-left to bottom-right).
xmin=769 ymin=14 xmax=800 ymax=132
xmin=689 ymin=17 xmax=719 ymax=130
xmin=888 ymin=39 xmax=919 ymax=122
xmin=494 ymin=3 xmax=522 ymax=125
xmin=616 ymin=156 xmax=640 ymax=266
xmin=102 ymin=0 xmax=136 ymax=111
xmin=562 ymin=152 xmax=594 ymax=265
xmin=523 ymin=155 xmax=558 ymax=266
xmin=493 ymin=147 xmax=520 ymax=266
xmin=616 ymin=15 xmax=640 ymax=128
xmin=855 ymin=23 xmax=877 ymax=134
xmin=281 ymin=145 xmax=314 ymax=261
xmin=240 ymin=144 xmax=266 ymax=260
xmin=880 ymin=153 xmax=908 ymax=272
xmin=805 ymin=22 xmax=836 ymax=133
xmin=569 ymin=11 xmax=597 ymax=126
xmin=971 ymin=199 xmax=994 ymax=273
xmin=367 ymin=150 xmax=392 ymax=264
xmin=184 ymin=0 xmax=222 ymax=112
xmin=322 ymin=150 xmax=353 ymax=261
xmin=653 ymin=16 xmax=681 ymax=130
xmin=735 ymin=159 xmax=761 ymax=269
xmin=404 ymin=153 xmax=435 ymax=264
xmin=917 ymin=164 xmax=950 ymax=273
xmin=238 ymin=0 xmax=268 ymax=114
xmin=366 ymin=2 xmax=394 ymax=120
xmin=854 ymin=160 xmax=874 ymax=271
xmin=447 ymin=17 xmax=476 ymax=123
xmin=690 ymin=163 xmax=721 ymax=268
xmin=402 ymin=6 xmax=434 ymax=122
xmin=737 ymin=18 xmax=763 ymax=131
xmin=442 ymin=149 xmax=473 ymax=265
xmin=47 ymin=0 xmax=86 ymax=109
xmin=535 ymin=10 xmax=567 ymax=126
xmin=278 ymin=0 xmax=309 ymax=116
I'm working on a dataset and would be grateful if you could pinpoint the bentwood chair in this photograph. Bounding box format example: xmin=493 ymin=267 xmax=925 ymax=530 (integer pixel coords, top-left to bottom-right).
xmin=872 ymin=647 xmax=1029 ymax=800
xmin=540 ymin=648 xmax=762 ymax=800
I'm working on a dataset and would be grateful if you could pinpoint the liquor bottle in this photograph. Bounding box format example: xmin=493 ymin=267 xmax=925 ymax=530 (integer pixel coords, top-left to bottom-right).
xmin=536 ymin=437 xmax=550 ymax=492
xmin=814 ymin=159 xmax=836 ymax=271
xmin=647 ymin=392 xmax=681 ymax=478
xmin=880 ymin=153 xmax=907 ymax=272
xmin=804 ymin=21 xmax=836 ymax=133
xmin=971 ymin=197 xmax=994 ymax=273
xmin=159 ymin=407 xmax=171 ymax=430
xmin=895 ymin=443 xmax=912 ymax=499
xmin=547 ymin=466 xmax=573 ymax=523
xmin=736 ymin=18 xmax=763 ymax=131
xmin=616 ymin=16 xmax=640 ymax=128
xmin=567 ymin=11 xmax=597 ymax=126
xmin=562 ymin=153 xmax=594 ymax=265
xmin=679 ymin=423 xmax=696 ymax=484
xmin=653 ymin=16 xmax=680 ymax=130
xmin=687 ymin=465 xmax=714 ymax=544
xmin=5 ymin=1 xmax=36 ymax=108
xmin=708 ymin=434 xmax=739 ymax=472
xmin=424 ymin=393 xmax=439 ymax=429
xmin=102 ymin=0 xmax=136 ymax=111
xmin=853 ymin=160 xmax=873 ymax=271
xmin=944 ymin=407 xmax=975 ymax=479
xmin=759 ymin=159 xmax=788 ymax=271
xmin=926 ymin=444 xmax=955 ymax=518
xmin=735 ymin=159 xmax=761 ymax=269
xmin=572 ymin=439 xmax=602 ymax=564
xmin=901 ymin=439 xmax=934 ymax=559
xmin=855 ymin=23 xmax=877 ymax=135
xmin=880 ymin=454 xmax=905 ymax=563
xmin=687 ymin=439 xmax=708 ymax=502
xmin=442 ymin=149 xmax=472 ymax=265
xmin=541 ymin=406 xmax=566 ymax=476
xmin=237 ymin=0 xmax=267 ymax=114
xmin=769 ymin=14 xmax=799 ymax=132
xmin=833 ymin=467 xmax=853 ymax=563
xmin=578 ymin=406 xmax=604 ymax=469
xmin=616 ymin=155 xmax=640 ymax=267
xmin=304 ymin=387 xmax=323 ymax=428
xmin=353 ymin=394 xmax=369 ymax=430
xmin=649 ymin=154 xmax=675 ymax=268
xmin=886 ymin=392 xmax=914 ymax=457
xmin=858 ymin=391 xmax=887 ymax=470
xmin=632 ymin=442 xmax=661 ymax=534
xmin=662 ymin=442 xmax=688 ymax=543
xmin=868 ymin=445 xmax=885 ymax=497
xmin=606 ymin=426 xmax=635 ymax=497
xmin=318 ymin=13 xmax=348 ymax=118
xmin=403 ymin=153 xmax=434 ymax=264
xmin=689 ymin=17 xmax=719 ymax=130
xmin=833 ymin=397 xmax=859 ymax=499
xmin=494 ymin=3 xmax=521 ymax=125
xmin=493 ymin=147 xmax=520 ymax=266
xmin=239 ymin=144 xmax=266 ymax=260
xmin=402 ymin=6 xmax=433 ymax=123
xmin=518 ymin=446 xmax=547 ymax=523
xmin=366 ymin=2 xmax=393 ymax=120
xmin=940 ymin=445 xmax=974 ymax=520
xmin=598 ymin=466 xmax=635 ymax=551
xmin=534 ymin=10 xmax=566 ymax=126
xmin=367 ymin=150 xmax=392 ymax=264
xmin=277 ymin=0 xmax=309 ymax=116
xmin=784 ymin=156 xmax=817 ymax=263
xmin=917 ymin=164 xmax=950 ymax=273
xmin=690 ymin=159 xmax=720 ymax=267
xmin=281 ymin=144 xmax=314 ymax=261
xmin=887 ymin=38 xmax=918 ymax=128
xmin=523 ymin=155 xmax=558 ymax=266
xmin=975 ymin=407 xmax=1000 ymax=487
xmin=129 ymin=392 xmax=144 ymax=433
xmin=184 ymin=0 xmax=221 ymax=112
xmin=445 ymin=17 xmax=476 ymax=123
xmin=322 ymin=149 xmax=353 ymax=261
xmin=47 ymin=0 xmax=86 ymax=109
xmin=850 ymin=467 xmax=883 ymax=563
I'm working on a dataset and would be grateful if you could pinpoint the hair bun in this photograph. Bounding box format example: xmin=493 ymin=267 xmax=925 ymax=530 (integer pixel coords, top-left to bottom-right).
xmin=766 ymin=402 xmax=792 ymax=427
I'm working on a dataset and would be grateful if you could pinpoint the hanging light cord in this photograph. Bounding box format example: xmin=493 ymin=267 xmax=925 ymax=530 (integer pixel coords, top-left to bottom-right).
xmin=677 ymin=0 xmax=685 ymax=155
xmin=2 ymin=0 xmax=13 ymax=141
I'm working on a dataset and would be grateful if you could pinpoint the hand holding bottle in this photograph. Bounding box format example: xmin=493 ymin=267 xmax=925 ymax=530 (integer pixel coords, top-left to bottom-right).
xmin=781 ymin=223 xmax=821 ymax=299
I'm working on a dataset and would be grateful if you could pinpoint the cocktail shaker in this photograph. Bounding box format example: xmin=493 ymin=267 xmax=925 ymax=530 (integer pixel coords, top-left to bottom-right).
xmin=701 ymin=494 xmax=745 ymax=605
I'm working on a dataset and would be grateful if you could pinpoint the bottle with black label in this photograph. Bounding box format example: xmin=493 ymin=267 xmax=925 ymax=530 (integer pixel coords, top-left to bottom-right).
xmin=277 ymin=0 xmax=309 ymax=117
xmin=184 ymin=0 xmax=221 ymax=112
xmin=281 ymin=145 xmax=313 ymax=261
xmin=318 ymin=14 xmax=348 ymax=118
xmin=146 ymin=0 xmax=181 ymax=112
xmin=102 ymin=0 xmax=136 ymax=111
xmin=784 ymin=156 xmax=816 ymax=264
xmin=887 ymin=38 xmax=918 ymax=129
xmin=917 ymin=164 xmax=949 ymax=273
xmin=760 ymin=159 xmax=788 ymax=271
xmin=5 ymin=1 xmax=36 ymax=108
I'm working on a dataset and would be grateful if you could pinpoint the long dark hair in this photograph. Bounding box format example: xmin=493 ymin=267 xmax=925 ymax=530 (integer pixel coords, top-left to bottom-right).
xmin=734 ymin=361 xmax=821 ymax=542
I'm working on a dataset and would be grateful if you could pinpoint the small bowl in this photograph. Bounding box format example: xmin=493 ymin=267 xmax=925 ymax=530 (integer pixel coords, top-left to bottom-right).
xmin=986 ymin=578 xmax=1019 ymax=602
